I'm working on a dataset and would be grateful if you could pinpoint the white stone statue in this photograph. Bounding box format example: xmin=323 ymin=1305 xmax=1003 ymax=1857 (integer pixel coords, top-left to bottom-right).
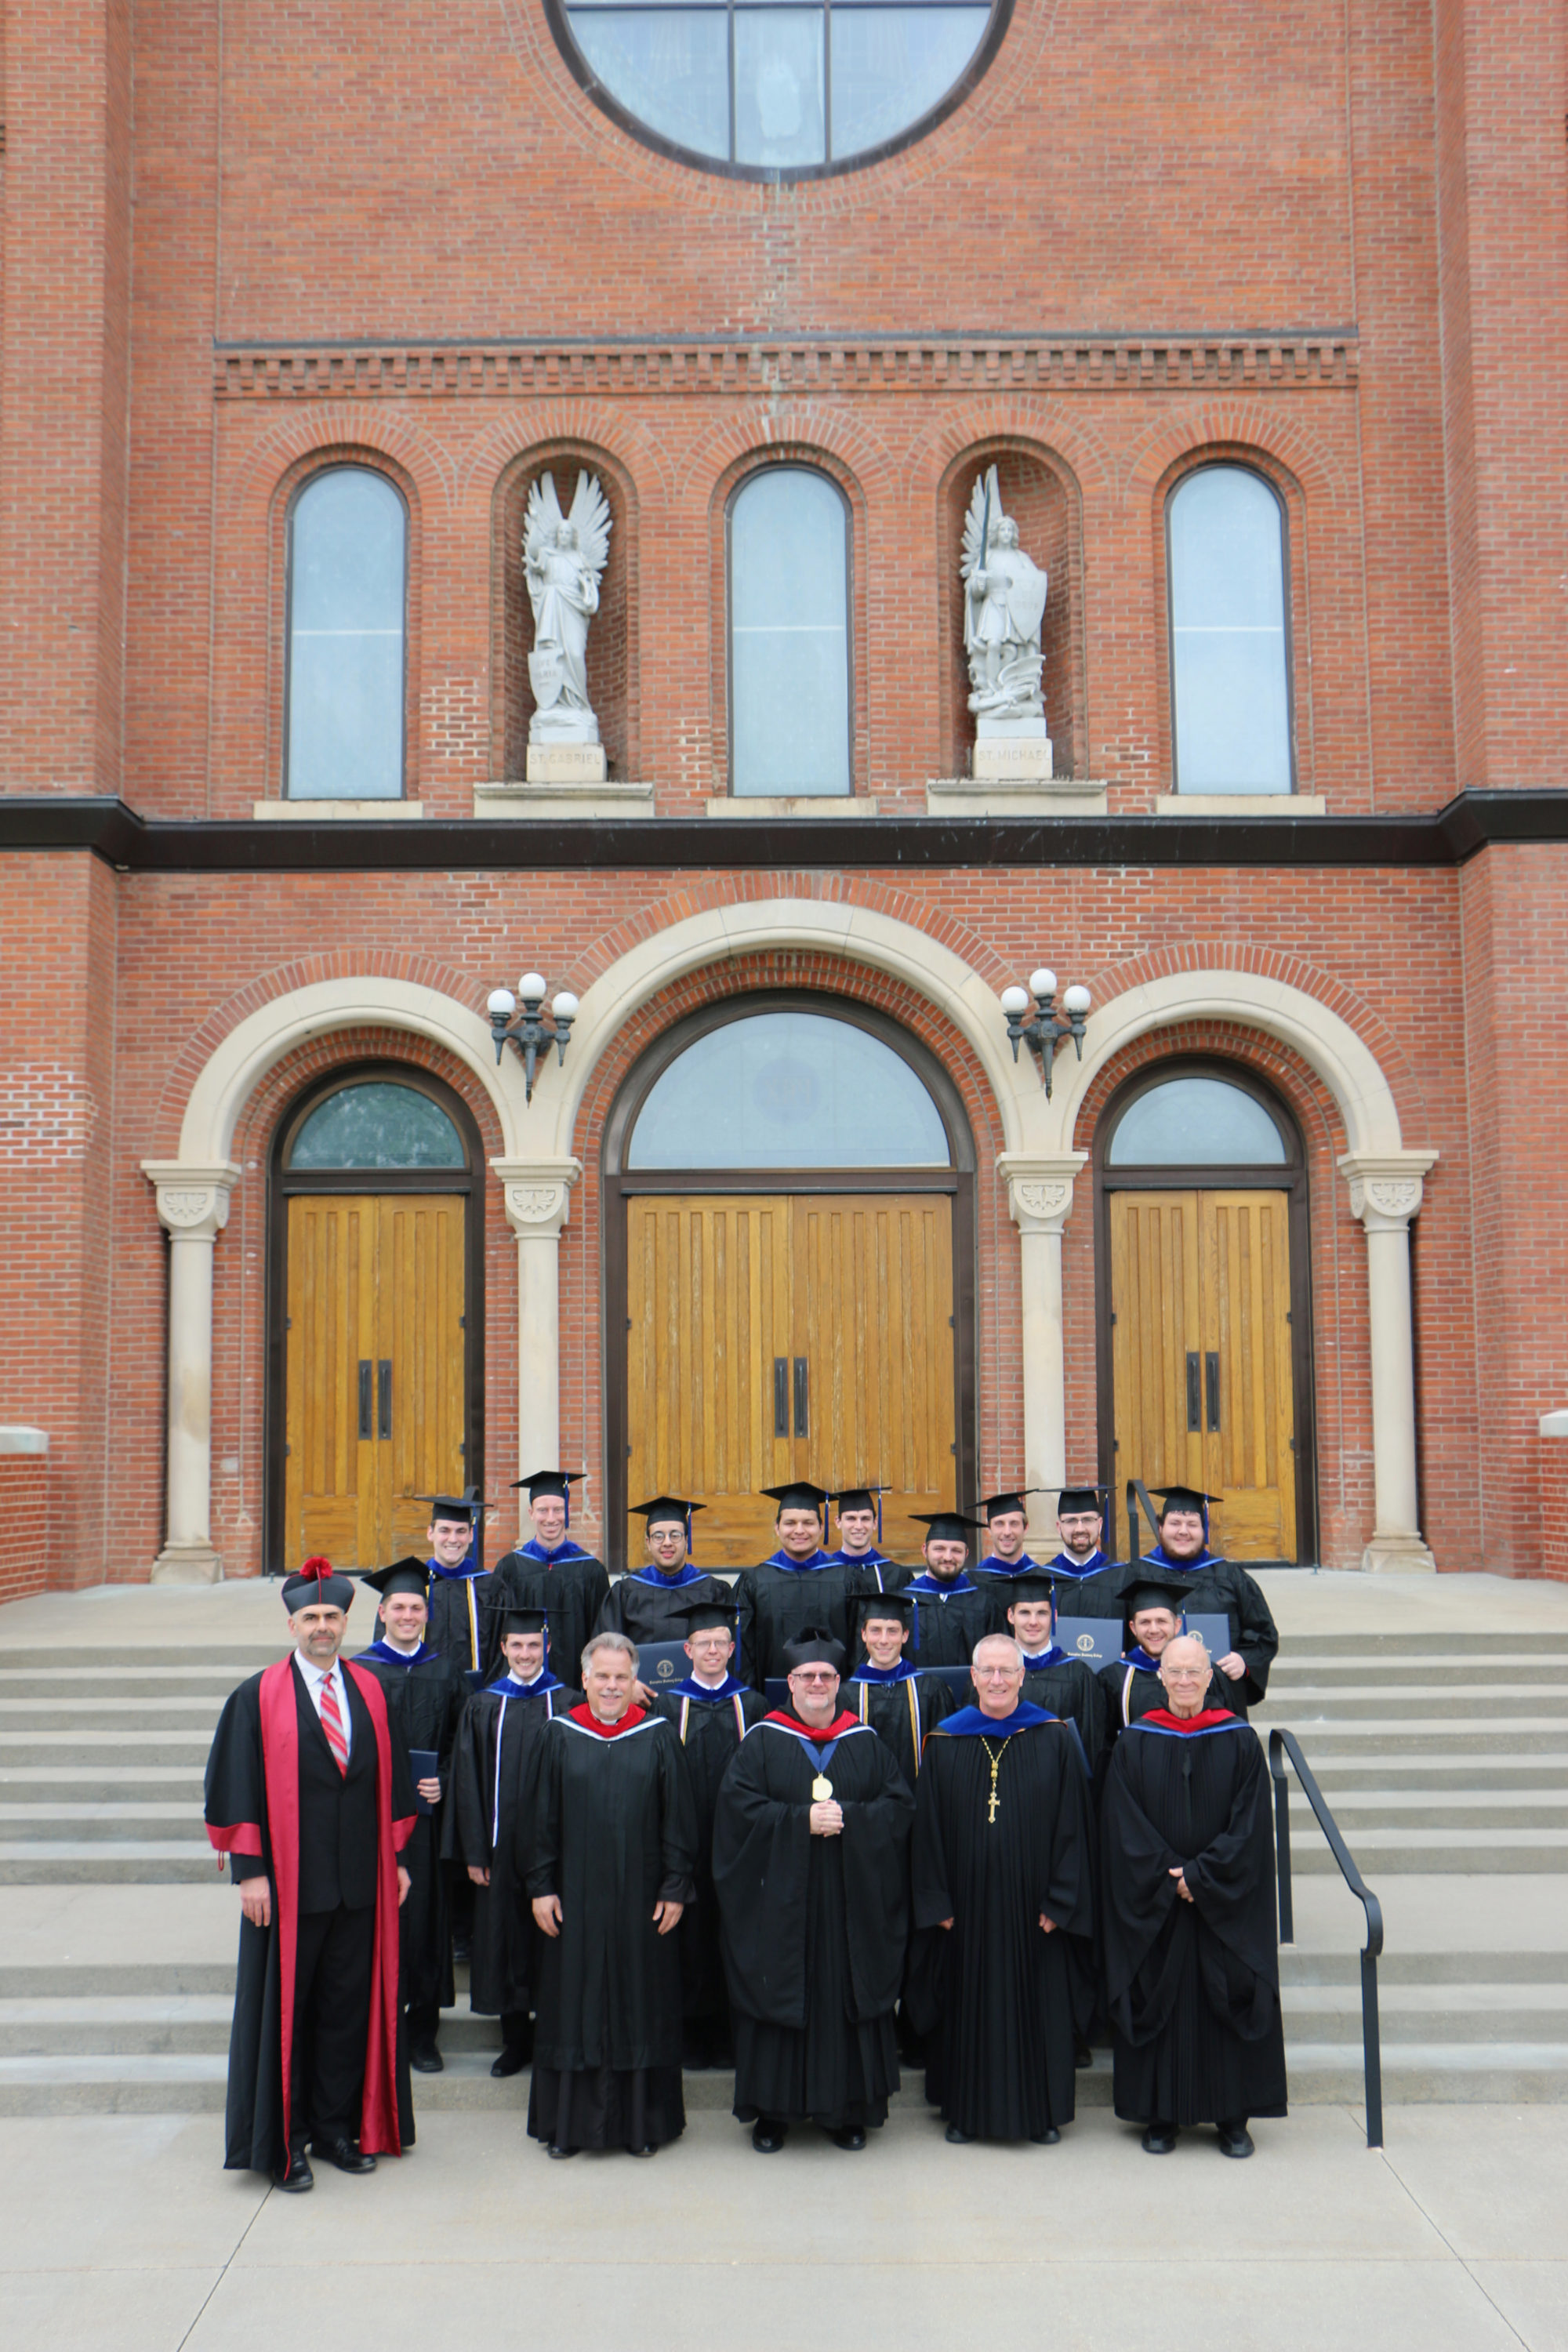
xmin=524 ymin=469 xmax=612 ymax=746
xmin=962 ymin=466 xmax=1048 ymax=724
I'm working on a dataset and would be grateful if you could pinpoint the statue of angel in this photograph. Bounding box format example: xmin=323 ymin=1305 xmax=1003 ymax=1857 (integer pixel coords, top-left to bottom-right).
xmin=962 ymin=466 xmax=1048 ymax=721
xmin=523 ymin=469 xmax=612 ymax=741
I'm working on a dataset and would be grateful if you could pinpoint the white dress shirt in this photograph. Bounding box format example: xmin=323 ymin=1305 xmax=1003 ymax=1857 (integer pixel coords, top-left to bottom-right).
xmin=292 ymin=1650 xmax=352 ymax=1762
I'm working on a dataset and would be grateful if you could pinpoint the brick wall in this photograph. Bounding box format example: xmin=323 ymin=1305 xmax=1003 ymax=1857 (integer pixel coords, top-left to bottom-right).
xmin=0 ymin=1456 xmax=52 ymax=1606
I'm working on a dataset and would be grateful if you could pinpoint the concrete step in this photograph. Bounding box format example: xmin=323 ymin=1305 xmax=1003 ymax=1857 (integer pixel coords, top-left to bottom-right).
xmin=1284 ymin=1789 xmax=1568 ymax=1830
xmin=1271 ymin=1659 xmax=1568 ymax=1686
xmin=1280 ymin=1983 xmax=1568 ymax=2044
xmin=1254 ymin=1688 xmax=1568 ymax=1719
xmin=0 ymin=1806 xmax=207 ymax=1841
xmin=0 ymin=1842 xmax=223 ymax=1884
xmin=0 ymin=1996 xmax=510 ymax=2058
xmin=1252 ymin=1722 xmax=1568 ymax=1755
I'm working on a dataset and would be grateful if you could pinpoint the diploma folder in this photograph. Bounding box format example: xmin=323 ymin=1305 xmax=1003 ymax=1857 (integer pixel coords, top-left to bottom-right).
xmin=408 ymin=1748 xmax=440 ymax=1815
xmin=633 ymin=1639 xmax=690 ymax=1693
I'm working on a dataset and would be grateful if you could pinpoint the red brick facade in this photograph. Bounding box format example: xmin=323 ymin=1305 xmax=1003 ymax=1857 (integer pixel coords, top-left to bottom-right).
xmin=0 ymin=2 xmax=1563 ymax=1586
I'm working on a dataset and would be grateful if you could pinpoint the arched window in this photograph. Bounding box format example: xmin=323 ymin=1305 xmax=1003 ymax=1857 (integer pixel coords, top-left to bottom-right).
xmin=728 ymin=467 xmax=851 ymax=796
xmin=285 ymin=1080 xmax=466 ymax=1170
xmin=1105 ymin=1073 xmax=1290 ymax=1167
xmin=1167 ymin=465 xmax=1292 ymax=794
xmin=285 ymin=468 xmax=407 ymax=800
xmin=627 ymin=1010 xmax=949 ymax=1167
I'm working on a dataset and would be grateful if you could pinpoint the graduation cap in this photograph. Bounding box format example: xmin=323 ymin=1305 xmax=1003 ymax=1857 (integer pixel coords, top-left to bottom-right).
xmin=760 ymin=1481 xmax=829 ymax=1516
xmin=912 ymin=1509 xmax=983 ymax=1544
xmin=1054 ymin=1483 xmax=1109 ymax=1518
xmin=833 ymin=1483 xmax=888 ymax=1542
xmin=419 ymin=1486 xmax=488 ymax=1523
xmin=512 ymin=1468 xmax=585 ymax=1530
xmin=282 ymin=1556 xmax=355 ymax=1613
xmin=1123 ymin=1575 xmax=1193 ymax=1619
xmin=1152 ymin=1485 xmax=1219 ymax=1519
xmin=358 ymin=1557 xmax=430 ymax=1602
xmin=631 ymin=1494 xmax=703 ymax=1553
xmin=782 ymin=1625 xmax=845 ymax=1672
xmin=997 ymin=1571 xmax=1058 ymax=1612
xmin=858 ymin=1587 xmax=916 ymax=1625
xmin=484 ymin=1600 xmax=549 ymax=1640
xmin=677 ymin=1596 xmax=738 ymax=1639
xmin=978 ymin=1487 xmax=1042 ymax=1522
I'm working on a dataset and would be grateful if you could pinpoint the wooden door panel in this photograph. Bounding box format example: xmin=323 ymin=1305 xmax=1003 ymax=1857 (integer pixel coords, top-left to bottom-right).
xmin=1109 ymin=1193 xmax=1204 ymax=1503
xmin=379 ymin=1196 xmax=466 ymax=1561
xmin=1202 ymin=1190 xmax=1296 ymax=1563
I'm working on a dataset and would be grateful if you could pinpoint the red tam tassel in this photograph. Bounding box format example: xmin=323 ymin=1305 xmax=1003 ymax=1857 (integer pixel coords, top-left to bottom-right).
xmin=300 ymin=1555 xmax=335 ymax=1581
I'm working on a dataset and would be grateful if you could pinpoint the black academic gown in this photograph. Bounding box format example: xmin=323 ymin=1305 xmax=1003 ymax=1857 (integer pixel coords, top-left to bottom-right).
xmin=1138 ymin=1546 xmax=1279 ymax=1707
xmin=1044 ymin=1548 xmax=1133 ymax=1626
xmin=902 ymin=1573 xmax=994 ymax=1668
xmin=354 ymin=1642 xmax=465 ymax=2020
xmin=970 ymin=1552 xmax=1050 ymax=1617
xmin=494 ymin=1541 xmax=612 ymax=1688
xmin=649 ymin=1676 xmax=767 ymax=2059
xmin=844 ymin=1666 xmax=958 ymax=1789
xmin=1101 ymin=1713 xmax=1288 ymax=2128
xmin=524 ymin=1704 xmax=698 ymax=2151
xmin=908 ymin=1706 xmax=1097 ymax=2141
xmin=423 ymin=1565 xmax=507 ymax=1680
xmin=713 ymin=1710 xmax=914 ymax=2129
xmin=597 ymin=1566 xmax=735 ymax=1648
xmin=824 ymin=1548 xmax=910 ymax=1592
xmin=732 ymin=1552 xmax=880 ymax=1688
xmin=446 ymin=1674 xmax=579 ymax=2021
xmin=1017 ymin=1652 xmax=1107 ymax=1783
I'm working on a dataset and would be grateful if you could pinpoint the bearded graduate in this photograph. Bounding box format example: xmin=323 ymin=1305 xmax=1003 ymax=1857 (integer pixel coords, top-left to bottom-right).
xmin=1101 ymin=1634 xmax=1287 ymax=2158
xmin=416 ymin=1490 xmax=505 ymax=1679
xmin=1000 ymin=1573 xmax=1107 ymax=1777
xmin=908 ymin=1634 xmax=1095 ymax=2147
xmin=203 ymin=1561 xmax=416 ymax=2190
xmin=902 ymin=1510 xmax=993 ymax=1666
xmin=447 ymin=1605 xmax=579 ymax=2078
xmin=1041 ymin=1483 xmax=1131 ymax=1621
xmin=354 ymin=1559 xmax=466 ymax=2074
xmin=713 ymin=1629 xmax=914 ymax=2154
xmin=647 ymin=1598 xmax=766 ymax=2067
xmin=596 ymin=1496 xmax=732 ymax=1657
xmin=1138 ymin=1485 xmax=1279 ymax=1710
xmin=844 ymin=1589 xmax=957 ymax=1788
xmin=494 ymin=1470 xmax=611 ymax=1687
xmin=525 ymin=1631 xmax=698 ymax=2157
xmin=733 ymin=1482 xmax=882 ymax=1688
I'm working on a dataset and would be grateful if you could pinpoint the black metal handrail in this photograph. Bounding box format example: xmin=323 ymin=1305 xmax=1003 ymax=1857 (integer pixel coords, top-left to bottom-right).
xmin=1268 ymin=1726 xmax=1385 ymax=2148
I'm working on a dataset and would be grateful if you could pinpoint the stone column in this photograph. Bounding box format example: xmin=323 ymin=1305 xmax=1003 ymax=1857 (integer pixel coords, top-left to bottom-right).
xmin=1340 ymin=1152 xmax=1439 ymax=1573
xmin=141 ymin=1163 xmax=241 ymax=1584
xmin=999 ymin=1154 xmax=1087 ymax=1530
xmin=495 ymin=1158 xmax=583 ymax=1509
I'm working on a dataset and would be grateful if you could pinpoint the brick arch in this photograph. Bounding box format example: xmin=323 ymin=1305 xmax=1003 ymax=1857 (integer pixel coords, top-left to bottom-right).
xmin=909 ymin=401 xmax=1116 ymax=499
xmin=226 ymin=405 xmax=461 ymax=514
xmin=686 ymin=407 xmax=899 ymax=496
xmin=1121 ymin=401 xmax=1347 ymax=505
xmin=456 ymin=404 xmax=677 ymax=506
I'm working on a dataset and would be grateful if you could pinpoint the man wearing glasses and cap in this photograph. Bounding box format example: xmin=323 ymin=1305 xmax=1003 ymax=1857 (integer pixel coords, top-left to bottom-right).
xmin=1138 ymin=1485 xmax=1279 ymax=1708
xmin=1042 ymin=1483 xmax=1131 ymax=1623
xmin=822 ymin=1485 xmax=907 ymax=1591
xmin=733 ymin=1482 xmax=883 ymax=1689
xmin=713 ymin=1628 xmax=913 ymax=2154
xmin=597 ymin=1495 xmax=732 ymax=1652
xmin=495 ymin=1470 xmax=611 ymax=1689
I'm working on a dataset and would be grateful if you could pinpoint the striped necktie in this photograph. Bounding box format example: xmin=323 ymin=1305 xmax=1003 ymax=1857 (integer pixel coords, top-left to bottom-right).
xmin=318 ymin=1671 xmax=349 ymax=1774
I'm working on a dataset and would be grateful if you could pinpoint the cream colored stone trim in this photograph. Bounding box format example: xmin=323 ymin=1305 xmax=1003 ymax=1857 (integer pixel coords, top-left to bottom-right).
xmin=0 ymin=1427 xmax=48 ymax=1455
xmin=474 ymin=780 xmax=653 ymax=820
xmin=999 ymin=1155 xmax=1089 ymax=1517
xmin=924 ymin=780 xmax=1109 ymax=817
xmin=495 ymin=1159 xmax=583 ymax=1486
xmin=1541 ymin=1411 xmax=1568 ymax=1439
xmin=1153 ymin=794 xmax=1326 ymax=816
xmin=140 ymin=1160 xmax=242 ymax=1584
xmin=251 ymin=799 xmax=426 ymax=821
xmin=1340 ymin=1150 xmax=1439 ymax=1573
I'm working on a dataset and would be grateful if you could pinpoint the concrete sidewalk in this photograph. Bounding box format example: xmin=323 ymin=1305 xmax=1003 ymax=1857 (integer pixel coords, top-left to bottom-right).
xmin=7 ymin=2100 xmax=1566 ymax=2351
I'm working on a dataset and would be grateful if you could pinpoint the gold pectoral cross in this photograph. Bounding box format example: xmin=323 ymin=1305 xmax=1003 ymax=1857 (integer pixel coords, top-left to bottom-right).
xmin=979 ymin=1736 xmax=1011 ymax=1825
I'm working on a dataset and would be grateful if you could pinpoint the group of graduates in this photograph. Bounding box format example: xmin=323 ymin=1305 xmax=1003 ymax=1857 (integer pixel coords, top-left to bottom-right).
xmin=205 ymin=1470 xmax=1288 ymax=2190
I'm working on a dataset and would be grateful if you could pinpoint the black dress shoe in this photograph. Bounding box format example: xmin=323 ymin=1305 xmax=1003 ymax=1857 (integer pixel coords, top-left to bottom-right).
xmin=831 ymin=2125 xmax=867 ymax=2151
xmin=491 ymin=2045 xmax=529 ymax=2078
xmin=410 ymin=2042 xmax=444 ymax=2074
xmin=1216 ymin=2121 xmax=1255 ymax=2158
xmin=315 ymin=2137 xmax=376 ymax=2174
xmin=628 ymin=2143 xmax=658 ymax=2158
xmin=1073 ymin=2032 xmax=1094 ymax=2071
xmin=945 ymin=2124 xmax=976 ymax=2145
xmin=452 ymin=1938 xmax=472 ymax=1965
xmin=277 ymin=2151 xmax=314 ymax=2192
xmin=1030 ymin=2126 xmax=1062 ymax=2145
xmin=546 ymin=2142 xmax=577 ymax=2159
xmin=1142 ymin=2123 xmax=1178 ymax=2155
xmin=751 ymin=2119 xmax=787 ymax=2153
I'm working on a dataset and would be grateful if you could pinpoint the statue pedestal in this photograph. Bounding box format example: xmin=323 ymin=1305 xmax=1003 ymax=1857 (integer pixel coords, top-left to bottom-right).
xmin=973 ymin=719 xmax=1052 ymax=780
xmin=526 ymin=742 xmax=608 ymax=785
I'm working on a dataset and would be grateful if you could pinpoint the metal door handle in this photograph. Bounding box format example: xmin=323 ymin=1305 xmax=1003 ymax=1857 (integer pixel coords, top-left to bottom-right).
xmin=793 ymin=1357 xmax=809 ymax=1439
xmin=1205 ymin=1352 xmax=1221 ymax=1432
xmin=377 ymin=1359 xmax=392 ymax=1441
xmin=773 ymin=1358 xmax=789 ymax=1438
xmin=358 ymin=1360 xmax=373 ymax=1441
xmin=1185 ymin=1352 xmax=1201 ymax=1432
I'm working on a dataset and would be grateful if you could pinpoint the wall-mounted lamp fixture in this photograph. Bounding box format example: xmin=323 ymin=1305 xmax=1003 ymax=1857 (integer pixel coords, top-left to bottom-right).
xmin=998 ymin=968 xmax=1091 ymax=1097
xmin=487 ymin=973 xmax=579 ymax=1103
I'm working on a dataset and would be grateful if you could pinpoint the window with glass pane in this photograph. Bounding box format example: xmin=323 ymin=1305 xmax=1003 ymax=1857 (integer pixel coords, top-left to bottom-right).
xmin=1168 ymin=466 xmax=1292 ymax=794
xmin=557 ymin=0 xmax=993 ymax=173
xmin=288 ymin=1083 xmax=465 ymax=1170
xmin=729 ymin=468 xmax=851 ymax=796
xmin=286 ymin=470 xmax=407 ymax=800
xmin=628 ymin=1012 xmax=950 ymax=1167
xmin=1106 ymin=1077 xmax=1287 ymax=1167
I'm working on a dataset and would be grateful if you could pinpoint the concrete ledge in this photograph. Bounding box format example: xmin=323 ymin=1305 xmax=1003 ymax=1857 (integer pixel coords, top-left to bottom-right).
xmin=0 ymin=1428 xmax=47 ymax=1456
xmin=927 ymin=778 xmax=1109 ymax=817
xmin=252 ymin=798 xmax=424 ymax=820
xmin=706 ymin=795 xmax=880 ymax=818
xmin=1543 ymin=1410 xmax=1568 ymax=1579
xmin=1156 ymin=792 xmax=1326 ymax=816
xmin=474 ymin=779 xmax=653 ymax=821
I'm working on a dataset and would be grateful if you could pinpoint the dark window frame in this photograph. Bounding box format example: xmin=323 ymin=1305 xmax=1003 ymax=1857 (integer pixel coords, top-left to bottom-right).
xmin=263 ymin=1062 xmax=486 ymax=1575
xmin=1091 ymin=1055 xmax=1318 ymax=1566
xmin=1164 ymin=459 xmax=1298 ymax=797
xmin=544 ymin=0 xmax=1013 ymax=184
xmin=602 ymin=989 xmax=978 ymax=1570
xmin=725 ymin=463 xmax=855 ymax=798
xmin=283 ymin=463 xmax=411 ymax=804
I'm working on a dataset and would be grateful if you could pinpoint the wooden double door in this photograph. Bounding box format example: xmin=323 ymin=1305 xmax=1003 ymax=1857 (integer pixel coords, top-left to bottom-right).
xmin=282 ymin=1193 xmax=467 ymax=1570
xmin=625 ymin=1190 xmax=958 ymax=1566
xmin=1109 ymin=1188 xmax=1300 ymax=1563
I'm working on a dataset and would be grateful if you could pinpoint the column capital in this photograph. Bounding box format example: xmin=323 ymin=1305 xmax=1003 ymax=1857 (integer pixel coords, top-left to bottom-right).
xmin=141 ymin=1160 xmax=241 ymax=1240
xmin=998 ymin=1152 xmax=1088 ymax=1236
xmin=1338 ymin=1149 xmax=1439 ymax=1232
xmin=493 ymin=1156 xmax=583 ymax=1240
